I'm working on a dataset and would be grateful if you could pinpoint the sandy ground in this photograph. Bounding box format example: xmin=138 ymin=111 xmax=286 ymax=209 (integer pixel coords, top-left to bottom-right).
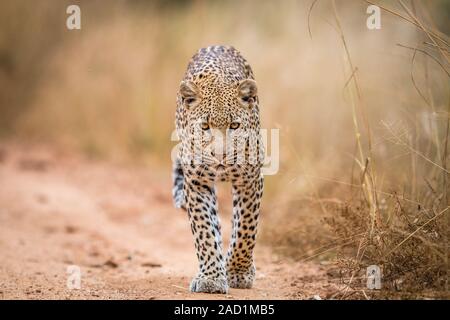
xmin=0 ymin=142 xmax=337 ymax=300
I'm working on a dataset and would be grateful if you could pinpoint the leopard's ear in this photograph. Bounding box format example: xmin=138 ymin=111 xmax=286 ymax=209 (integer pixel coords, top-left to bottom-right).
xmin=237 ymin=79 xmax=258 ymax=107
xmin=180 ymin=80 xmax=200 ymax=109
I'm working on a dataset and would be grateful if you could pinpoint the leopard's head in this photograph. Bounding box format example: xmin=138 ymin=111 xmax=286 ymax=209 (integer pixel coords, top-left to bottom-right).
xmin=178 ymin=76 xmax=260 ymax=175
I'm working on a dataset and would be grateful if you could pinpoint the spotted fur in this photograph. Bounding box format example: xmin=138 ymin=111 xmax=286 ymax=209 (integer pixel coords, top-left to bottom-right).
xmin=173 ymin=45 xmax=264 ymax=294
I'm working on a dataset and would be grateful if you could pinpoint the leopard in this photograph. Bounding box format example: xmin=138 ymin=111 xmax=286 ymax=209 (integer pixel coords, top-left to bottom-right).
xmin=172 ymin=45 xmax=264 ymax=294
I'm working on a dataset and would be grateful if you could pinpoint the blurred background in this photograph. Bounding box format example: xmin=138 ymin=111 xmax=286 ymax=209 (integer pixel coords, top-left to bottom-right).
xmin=0 ymin=0 xmax=448 ymax=298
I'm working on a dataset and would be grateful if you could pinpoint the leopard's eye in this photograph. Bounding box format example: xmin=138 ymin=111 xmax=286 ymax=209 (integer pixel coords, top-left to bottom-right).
xmin=230 ymin=122 xmax=240 ymax=130
xmin=184 ymin=97 xmax=196 ymax=105
xmin=201 ymin=122 xmax=210 ymax=130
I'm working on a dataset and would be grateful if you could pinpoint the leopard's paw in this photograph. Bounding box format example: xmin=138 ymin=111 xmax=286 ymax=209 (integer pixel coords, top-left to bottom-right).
xmin=189 ymin=275 xmax=228 ymax=294
xmin=227 ymin=264 xmax=255 ymax=289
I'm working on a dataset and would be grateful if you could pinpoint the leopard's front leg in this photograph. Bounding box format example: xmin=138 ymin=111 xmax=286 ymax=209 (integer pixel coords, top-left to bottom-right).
xmin=184 ymin=174 xmax=228 ymax=294
xmin=226 ymin=174 xmax=263 ymax=289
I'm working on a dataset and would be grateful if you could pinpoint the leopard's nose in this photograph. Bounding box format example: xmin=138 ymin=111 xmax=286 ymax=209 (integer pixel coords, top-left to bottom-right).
xmin=212 ymin=142 xmax=226 ymax=163
xmin=211 ymin=150 xmax=225 ymax=163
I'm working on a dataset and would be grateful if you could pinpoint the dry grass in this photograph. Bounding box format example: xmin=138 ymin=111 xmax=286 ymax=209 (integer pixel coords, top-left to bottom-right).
xmin=0 ymin=0 xmax=449 ymax=299
xmin=266 ymin=0 xmax=449 ymax=299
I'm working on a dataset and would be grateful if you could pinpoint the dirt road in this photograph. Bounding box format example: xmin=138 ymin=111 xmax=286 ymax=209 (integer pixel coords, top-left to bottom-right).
xmin=0 ymin=142 xmax=336 ymax=300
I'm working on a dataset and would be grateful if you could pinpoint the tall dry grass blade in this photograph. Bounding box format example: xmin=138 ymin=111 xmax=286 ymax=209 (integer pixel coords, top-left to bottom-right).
xmin=396 ymin=44 xmax=450 ymax=77
xmin=397 ymin=0 xmax=450 ymax=65
xmin=382 ymin=121 xmax=450 ymax=174
xmin=331 ymin=0 xmax=378 ymax=237
xmin=384 ymin=206 xmax=449 ymax=258
xmin=307 ymin=0 xmax=320 ymax=40
xmin=364 ymin=0 xmax=449 ymax=47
